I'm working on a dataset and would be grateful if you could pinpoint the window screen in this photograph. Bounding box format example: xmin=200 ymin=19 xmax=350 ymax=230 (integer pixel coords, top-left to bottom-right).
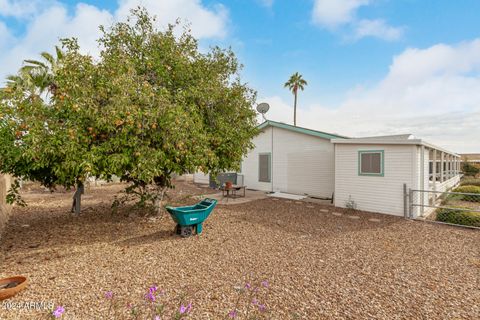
xmin=359 ymin=152 xmax=383 ymax=175
xmin=259 ymin=154 xmax=271 ymax=182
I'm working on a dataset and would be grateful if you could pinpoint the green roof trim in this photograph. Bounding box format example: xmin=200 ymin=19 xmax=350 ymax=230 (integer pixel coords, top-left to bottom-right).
xmin=257 ymin=120 xmax=349 ymax=140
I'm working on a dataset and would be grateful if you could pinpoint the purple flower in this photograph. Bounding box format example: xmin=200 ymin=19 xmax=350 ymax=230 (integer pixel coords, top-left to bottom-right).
xmin=105 ymin=291 xmax=113 ymax=299
xmin=52 ymin=306 xmax=65 ymax=318
xmin=228 ymin=310 xmax=238 ymax=318
xmin=244 ymin=283 xmax=251 ymax=290
xmin=149 ymin=285 xmax=158 ymax=294
xmin=179 ymin=305 xmax=187 ymax=314
xmin=252 ymin=298 xmax=259 ymax=305
xmin=155 ymin=316 xmax=161 ymax=320
xmin=179 ymin=302 xmax=192 ymax=314
xmin=261 ymin=280 xmax=269 ymax=288
xmin=258 ymin=304 xmax=266 ymax=312
xmin=145 ymin=292 xmax=156 ymax=302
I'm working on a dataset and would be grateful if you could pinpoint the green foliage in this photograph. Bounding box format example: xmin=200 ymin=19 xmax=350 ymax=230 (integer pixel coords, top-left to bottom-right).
xmin=436 ymin=208 xmax=480 ymax=227
xmin=460 ymin=178 xmax=480 ymax=187
xmin=453 ymin=185 xmax=480 ymax=194
xmin=461 ymin=162 xmax=480 ymax=176
xmin=6 ymin=180 xmax=26 ymax=207
xmin=284 ymin=72 xmax=307 ymax=93
xmin=0 ymin=7 xmax=258 ymax=213
xmin=284 ymin=72 xmax=307 ymax=125
xmin=447 ymin=185 xmax=480 ymax=203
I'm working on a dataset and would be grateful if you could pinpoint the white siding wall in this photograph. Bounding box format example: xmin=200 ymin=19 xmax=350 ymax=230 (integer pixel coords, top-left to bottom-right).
xmin=241 ymin=127 xmax=273 ymax=191
xmin=193 ymin=172 xmax=209 ymax=184
xmin=272 ymin=127 xmax=334 ymax=197
xmin=334 ymin=144 xmax=416 ymax=216
xmin=241 ymin=126 xmax=335 ymax=197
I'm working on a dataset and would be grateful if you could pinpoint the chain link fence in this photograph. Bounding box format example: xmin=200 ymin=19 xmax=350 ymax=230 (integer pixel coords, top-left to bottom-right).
xmin=407 ymin=187 xmax=480 ymax=229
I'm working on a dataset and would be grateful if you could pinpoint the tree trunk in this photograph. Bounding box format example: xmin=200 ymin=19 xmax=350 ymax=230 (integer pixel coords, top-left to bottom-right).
xmin=293 ymin=90 xmax=298 ymax=126
xmin=71 ymin=181 xmax=84 ymax=215
xmin=153 ymin=186 xmax=168 ymax=217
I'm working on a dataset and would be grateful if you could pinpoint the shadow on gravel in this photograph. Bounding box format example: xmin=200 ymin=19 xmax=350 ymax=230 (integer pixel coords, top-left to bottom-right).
xmin=114 ymin=229 xmax=178 ymax=247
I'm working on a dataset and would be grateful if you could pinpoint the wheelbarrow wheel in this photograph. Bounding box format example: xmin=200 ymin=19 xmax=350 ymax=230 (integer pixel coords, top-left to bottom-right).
xmin=180 ymin=226 xmax=193 ymax=238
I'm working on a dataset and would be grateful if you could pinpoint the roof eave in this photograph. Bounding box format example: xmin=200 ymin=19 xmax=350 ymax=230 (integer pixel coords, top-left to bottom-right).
xmin=258 ymin=120 xmax=348 ymax=140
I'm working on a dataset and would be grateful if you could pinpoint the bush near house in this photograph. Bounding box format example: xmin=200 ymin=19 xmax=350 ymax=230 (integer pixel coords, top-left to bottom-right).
xmin=462 ymin=162 xmax=480 ymax=176
xmin=453 ymin=185 xmax=480 ymax=193
xmin=460 ymin=178 xmax=480 ymax=187
xmin=450 ymin=186 xmax=480 ymax=203
xmin=436 ymin=208 xmax=480 ymax=227
xmin=445 ymin=185 xmax=480 ymax=203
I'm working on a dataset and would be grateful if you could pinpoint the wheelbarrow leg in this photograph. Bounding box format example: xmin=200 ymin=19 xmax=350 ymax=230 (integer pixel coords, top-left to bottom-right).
xmin=175 ymin=224 xmax=181 ymax=235
xmin=196 ymin=223 xmax=203 ymax=234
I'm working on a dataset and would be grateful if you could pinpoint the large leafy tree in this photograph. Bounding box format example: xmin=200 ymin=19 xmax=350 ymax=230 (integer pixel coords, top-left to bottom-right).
xmin=0 ymin=8 xmax=258 ymax=215
xmin=284 ymin=72 xmax=307 ymax=126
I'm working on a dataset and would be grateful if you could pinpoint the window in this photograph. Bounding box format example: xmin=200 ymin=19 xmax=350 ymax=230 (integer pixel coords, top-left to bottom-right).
xmin=258 ymin=153 xmax=271 ymax=182
xmin=358 ymin=151 xmax=384 ymax=176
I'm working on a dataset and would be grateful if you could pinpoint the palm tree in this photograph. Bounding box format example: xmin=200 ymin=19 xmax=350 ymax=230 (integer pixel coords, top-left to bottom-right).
xmin=284 ymin=72 xmax=307 ymax=126
xmin=5 ymin=46 xmax=64 ymax=98
xmin=22 ymin=46 xmax=64 ymax=95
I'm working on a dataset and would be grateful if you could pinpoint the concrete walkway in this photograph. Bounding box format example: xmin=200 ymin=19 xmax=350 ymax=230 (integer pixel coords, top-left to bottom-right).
xmin=195 ymin=189 xmax=268 ymax=205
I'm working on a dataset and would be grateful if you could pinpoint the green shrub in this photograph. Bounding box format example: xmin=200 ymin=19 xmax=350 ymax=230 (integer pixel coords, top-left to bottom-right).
xmin=462 ymin=162 xmax=480 ymax=176
xmin=460 ymin=178 xmax=480 ymax=187
xmin=436 ymin=208 xmax=480 ymax=227
xmin=453 ymin=185 xmax=480 ymax=194
xmin=449 ymin=185 xmax=480 ymax=202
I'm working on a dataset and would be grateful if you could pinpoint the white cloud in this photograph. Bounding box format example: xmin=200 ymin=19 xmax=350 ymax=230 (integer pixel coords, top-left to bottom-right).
xmin=353 ymin=19 xmax=404 ymax=41
xmin=0 ymin=0 xmax=229 ymax=82
xmin=115 ymin=0 xmax=229 ymax=39
xmin=0 ymin=20 xmax=13 ymax=48
xmin=312 ymin=0 xmax=404 ymax=41
xmin=1 ymin=3 xmax=113 ymax=82
xmin=0 ymin=0 xmax=46 ymax=18
xmin=258 ymin=0 xmax=274 ymax=8
xmin=312 ymin=0 xmax=370 ymax=29
xmin=261 ymin=39 xmax=480 ymax=153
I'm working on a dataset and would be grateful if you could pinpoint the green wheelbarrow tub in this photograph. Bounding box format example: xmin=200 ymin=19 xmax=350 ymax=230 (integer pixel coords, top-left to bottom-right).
xmin=166 ymin=198 xmax=217 ymax=236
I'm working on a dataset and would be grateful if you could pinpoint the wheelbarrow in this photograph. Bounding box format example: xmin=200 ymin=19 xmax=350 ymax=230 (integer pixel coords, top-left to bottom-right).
xmin=166 ymin=198 xmax=217 ymax=237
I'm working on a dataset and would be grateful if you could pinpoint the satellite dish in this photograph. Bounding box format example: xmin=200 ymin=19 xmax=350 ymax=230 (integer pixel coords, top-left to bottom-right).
xmin=256 ymin=103 xmax=270 ymax=121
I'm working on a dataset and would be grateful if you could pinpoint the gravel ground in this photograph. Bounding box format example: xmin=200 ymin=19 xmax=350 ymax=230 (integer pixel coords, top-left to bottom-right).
xmin=0 ymin=182 xmax=479 ymax=319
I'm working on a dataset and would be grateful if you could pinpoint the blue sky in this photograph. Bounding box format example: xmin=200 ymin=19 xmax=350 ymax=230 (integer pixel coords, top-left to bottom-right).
xmin=1 ymin=0 xmax=480 ymax=152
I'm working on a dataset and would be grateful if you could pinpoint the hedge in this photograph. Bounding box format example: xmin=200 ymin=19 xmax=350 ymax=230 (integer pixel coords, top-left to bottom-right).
xmin=460 ymin=178 xmax=480 ymax=187
xmin=436 ymin=208 xmax=480 ymax=227
xmin=453 ymin=185 xmax=480 ymax=194
xmin=462 ymin=162 xmax=480 ymax=176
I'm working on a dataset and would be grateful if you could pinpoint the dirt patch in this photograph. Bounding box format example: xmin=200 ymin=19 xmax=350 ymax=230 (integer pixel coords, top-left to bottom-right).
xmin=0 ymin=182 xmax=479 ymax=319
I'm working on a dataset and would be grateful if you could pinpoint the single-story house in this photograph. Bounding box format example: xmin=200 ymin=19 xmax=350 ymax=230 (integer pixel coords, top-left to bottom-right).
xmin=332 ymin=135 xmax=461 ymax=218
xmin=194 ymin=121 xmax=462 ymax=218
xmin=240 ymin=120 xmax=347 ymax=198
xmin=194 ymin=120 xmax=347 ymax=197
